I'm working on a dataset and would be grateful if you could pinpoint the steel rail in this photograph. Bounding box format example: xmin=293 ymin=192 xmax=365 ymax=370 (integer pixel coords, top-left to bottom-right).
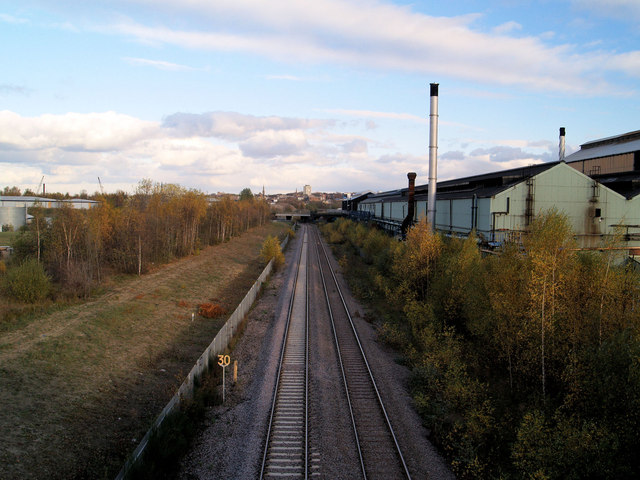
xmin=304 ymin=226 xmax=309 ymax=478
xmin=312 ymin=229 xmax=367 ymax=478
xmin=259 ymin=226 xmax=309 ymax=480
xmin=314 ymin=226 xmax=412 ymax=479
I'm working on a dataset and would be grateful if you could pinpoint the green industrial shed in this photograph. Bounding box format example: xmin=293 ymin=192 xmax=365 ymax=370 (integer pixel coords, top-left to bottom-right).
xmin=356 ymin=130 xmax=640 ymax=255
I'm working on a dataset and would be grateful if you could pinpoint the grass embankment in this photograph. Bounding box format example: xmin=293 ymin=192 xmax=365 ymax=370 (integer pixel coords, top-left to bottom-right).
xmin=0 ymin=230 xmax=19 ymax=246
xmin=0 ymin=221 xmax=288 ymax=480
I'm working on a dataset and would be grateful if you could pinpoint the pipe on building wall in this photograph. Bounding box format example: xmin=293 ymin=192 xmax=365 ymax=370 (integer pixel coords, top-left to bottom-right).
xmin=472 ymin=194 xmax=478 ymax=230
xmin=401 ymin=172 xmax=417 ymax=237
xmin=559 ymin=127 xmax=566 ymax=162
xmin=427 ymin=83 xmax=439 ymax=232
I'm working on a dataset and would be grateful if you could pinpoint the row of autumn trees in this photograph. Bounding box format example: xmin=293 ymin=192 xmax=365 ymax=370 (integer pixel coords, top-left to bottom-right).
xmin=9 ymin=182 xmax=270 ymax=298
xmin=322 ymin=211 xmax=640 ymax=479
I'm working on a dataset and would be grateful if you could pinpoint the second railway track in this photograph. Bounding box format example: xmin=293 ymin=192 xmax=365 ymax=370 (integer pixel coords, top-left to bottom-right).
xmin=260 ymin=224 xmax=411 ymax=479
xmin=312 ymin=226 xmax=411 ymax=480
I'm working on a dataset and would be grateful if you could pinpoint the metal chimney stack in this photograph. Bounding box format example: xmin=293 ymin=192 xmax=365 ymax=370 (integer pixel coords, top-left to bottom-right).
xmin=401 ymin=172 xmax=417 ymax=237
xmin=427 ymin=83 xmax=439 ymax=232
xmin=559 ymin=127 xmax=566 ymax=162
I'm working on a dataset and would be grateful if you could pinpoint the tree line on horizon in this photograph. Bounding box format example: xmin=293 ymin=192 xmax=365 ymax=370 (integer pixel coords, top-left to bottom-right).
xmin=322 ymin=213 xmax=640 ymax=479
xmin=2 ymin=181 xmax=270 ymax=302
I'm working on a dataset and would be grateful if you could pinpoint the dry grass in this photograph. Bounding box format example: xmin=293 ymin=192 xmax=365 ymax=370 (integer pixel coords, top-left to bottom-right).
xmin=0 ymin=222 xmax=289 ymax=479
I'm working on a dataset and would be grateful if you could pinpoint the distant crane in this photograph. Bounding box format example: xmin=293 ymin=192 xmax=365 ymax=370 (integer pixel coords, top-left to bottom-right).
xmin=36 ymin=176 xmax=44 ymax=196
xmin=98 ymin=177 xmax=105 ymax=195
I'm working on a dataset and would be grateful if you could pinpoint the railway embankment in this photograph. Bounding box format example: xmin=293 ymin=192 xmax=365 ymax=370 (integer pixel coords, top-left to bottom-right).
xmin=0 ymin=222 xmax=288 ymax=480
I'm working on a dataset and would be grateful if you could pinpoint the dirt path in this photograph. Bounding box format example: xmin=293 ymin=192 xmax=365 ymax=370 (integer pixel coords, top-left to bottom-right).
xmin=0 ymin=222 xmax=287 ymax=480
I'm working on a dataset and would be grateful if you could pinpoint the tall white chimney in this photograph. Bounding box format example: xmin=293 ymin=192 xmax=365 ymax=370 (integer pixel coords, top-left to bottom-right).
xmin=559 ymin=127 xmax=566 ymax=162
xmin=427 ymin=83 xmax=439 ymax=232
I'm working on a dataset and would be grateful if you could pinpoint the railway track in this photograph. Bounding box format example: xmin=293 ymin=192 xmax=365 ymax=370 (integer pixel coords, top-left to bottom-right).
xmin=260 ymin=224 xmax=410 ymax=479
xmin=312 ymin=226 xmax=412 ymax=480
xmin=260 ymin=226 xmax=310 ymax=479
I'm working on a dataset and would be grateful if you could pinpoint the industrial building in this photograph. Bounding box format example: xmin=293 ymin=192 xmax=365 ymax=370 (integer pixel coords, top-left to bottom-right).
xmin=351 ymin=129 xmax=640 ymax=255
xmin=0 ymin=196 xmax=99 ymax=230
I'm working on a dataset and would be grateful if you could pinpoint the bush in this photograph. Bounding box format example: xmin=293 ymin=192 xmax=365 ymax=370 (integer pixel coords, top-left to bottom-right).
xmin=4 ymin=259 xmax=50 ymax=303
xmin=0 ymin=260 xmax=6 ymax=275
xmin=61 ymin=260 xmax=94 ymax=298
xmin=198 ymin=303 xmax=227 ymax=318
xmin=260 ymin=235 xmax=284 ymax=268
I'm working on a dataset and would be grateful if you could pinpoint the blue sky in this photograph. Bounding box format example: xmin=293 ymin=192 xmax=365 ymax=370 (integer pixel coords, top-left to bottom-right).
xmin=1 ymin=0 xmax=639 ymax=195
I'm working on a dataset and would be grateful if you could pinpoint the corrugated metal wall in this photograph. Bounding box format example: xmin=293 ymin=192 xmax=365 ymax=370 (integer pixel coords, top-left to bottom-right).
xmin=568 ymin=153 xmax=633 ymax=175
xmin=356 ymin=163 xmax=640 ymax=252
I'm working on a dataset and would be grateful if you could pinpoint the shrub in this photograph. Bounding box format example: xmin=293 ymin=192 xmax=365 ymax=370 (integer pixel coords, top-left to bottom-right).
xmin=61 ymin=260 xmax=94 ymax=298
xmin=4 ymin=258 xmax=50 ymax=303
xmin=0 ymin=260 xmax=5 ymax=275
xmin=198 ymin=302 xmax=226 ymax=318
xmin=260 ymin=235 xmax=284 ymax=268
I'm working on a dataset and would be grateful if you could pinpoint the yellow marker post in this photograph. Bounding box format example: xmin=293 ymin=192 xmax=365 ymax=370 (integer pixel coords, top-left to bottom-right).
xmin=218 ymin=354 xmax=231 ymax=402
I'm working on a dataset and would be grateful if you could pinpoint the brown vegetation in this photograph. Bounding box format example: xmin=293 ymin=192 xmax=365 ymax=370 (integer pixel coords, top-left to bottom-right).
xmin=0 ymin=221 xmax=288 ymax=479
xmin=4 ymin=180 xmax=271 ymax=307
xmin=198 ymin=302 xmax=227 ymax=318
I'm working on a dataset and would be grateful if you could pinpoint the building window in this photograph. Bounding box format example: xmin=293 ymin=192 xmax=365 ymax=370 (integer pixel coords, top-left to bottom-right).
xmin=595 ymin=208 xmax=601 ymax=218
xmin=506 ymin=197 xmax=510 ymax=214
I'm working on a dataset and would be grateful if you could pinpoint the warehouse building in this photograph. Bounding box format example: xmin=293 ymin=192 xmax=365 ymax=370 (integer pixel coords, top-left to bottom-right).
xmin=355 ymin=130 xmax=640 ymax=254
xmin=0 ymin=196 xmax=99 ymax=230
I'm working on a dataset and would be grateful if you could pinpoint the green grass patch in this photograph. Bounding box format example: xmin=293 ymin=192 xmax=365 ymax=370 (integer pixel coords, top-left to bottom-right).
xmin=0 ymin=230 xmax=19 ymax=246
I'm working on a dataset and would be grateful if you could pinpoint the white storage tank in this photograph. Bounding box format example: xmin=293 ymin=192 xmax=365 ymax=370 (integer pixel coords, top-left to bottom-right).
xmin=0 ymin=206 xmax=27 ymax=230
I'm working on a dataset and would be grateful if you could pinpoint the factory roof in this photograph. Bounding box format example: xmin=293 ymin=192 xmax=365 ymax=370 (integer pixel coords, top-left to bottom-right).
xmin=0 ymin=196 xmax=100 ymax=205
xmin=565 ymin=130 xmax=640 ymax=163
xmin=361 ymin=162 xmax=560 ymax=203
xmin=0 ymin=195 xmax=60 ymax=203
xmin=593 ymin=171 xmax=640 ymax=200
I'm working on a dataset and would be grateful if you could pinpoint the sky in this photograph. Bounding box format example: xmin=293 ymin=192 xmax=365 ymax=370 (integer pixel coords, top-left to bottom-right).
xmin=1 ymin=0 xmax=639 ymax=196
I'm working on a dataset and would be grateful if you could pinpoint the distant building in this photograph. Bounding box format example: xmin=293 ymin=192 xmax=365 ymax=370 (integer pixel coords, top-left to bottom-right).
xmin=565 ymin=130 xmax=640 ymax=176
xmin=0 ymin=195 xmax=99 ymax=230
xmin=303 ymin=185 xmax=312 ymax=196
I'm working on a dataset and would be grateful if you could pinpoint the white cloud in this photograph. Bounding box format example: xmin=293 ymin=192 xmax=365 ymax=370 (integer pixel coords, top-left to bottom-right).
xmin=123 ymin=57 xmax=202 ymax=71
xmin=108 ymin=0 xmax=640 ymax=94
xmin=239 ymin=129 xmax=309 ymax=158
xmin=0 ymin=109 xmax=374 ymax=193
xmin=0 ymin=110 xmax=157 ymax=151
xmin=0 ymin=109 xmax=566 ymax=195
xmin=0 ymin=13 xmax=28 ymax=24
xmin=162 ymin=112 xmax=332 ymax=140
xmin=493 ymin=21 xmax=522 ymax=35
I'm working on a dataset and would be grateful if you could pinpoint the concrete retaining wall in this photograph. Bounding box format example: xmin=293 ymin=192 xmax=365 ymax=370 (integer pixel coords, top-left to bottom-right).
xmin=116 ymin=234 xmax=289 ymax=479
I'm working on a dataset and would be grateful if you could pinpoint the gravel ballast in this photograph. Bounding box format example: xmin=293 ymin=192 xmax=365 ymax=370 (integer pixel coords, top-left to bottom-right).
xmin=178 ymin=226 xmax=454 ymax=479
